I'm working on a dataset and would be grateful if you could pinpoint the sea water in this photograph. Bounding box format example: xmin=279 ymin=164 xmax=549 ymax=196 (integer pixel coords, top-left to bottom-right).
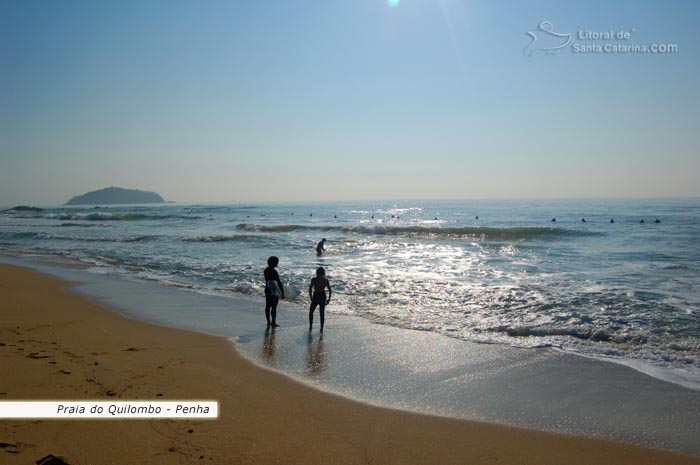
xmin=1 ymin=198 xmax=698 ymax=388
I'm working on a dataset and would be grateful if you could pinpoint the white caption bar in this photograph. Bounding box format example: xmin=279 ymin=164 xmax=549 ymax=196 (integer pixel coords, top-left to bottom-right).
xmin=0 ymin=401 xmax=218 ymax=419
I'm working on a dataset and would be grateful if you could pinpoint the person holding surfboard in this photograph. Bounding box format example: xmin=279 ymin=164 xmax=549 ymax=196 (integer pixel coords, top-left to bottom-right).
xmin=308 ymin=266 xmax=332 ymax=333
xmin=264 ymin=256 xmax=284 ymax=328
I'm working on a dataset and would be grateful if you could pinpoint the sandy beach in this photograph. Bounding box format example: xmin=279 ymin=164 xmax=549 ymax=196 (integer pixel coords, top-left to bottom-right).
xmin=1 ymin=262 xmax=699 ymax=465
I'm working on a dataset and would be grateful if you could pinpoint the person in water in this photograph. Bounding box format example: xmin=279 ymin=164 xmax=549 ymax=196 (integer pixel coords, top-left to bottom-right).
xmin=308 ymin=267 xmax=332 ymax=332
xmin=316 ymin=238 xmax=326 ymax=256
xmin=264 ymin=256 xmax=284 ymax=328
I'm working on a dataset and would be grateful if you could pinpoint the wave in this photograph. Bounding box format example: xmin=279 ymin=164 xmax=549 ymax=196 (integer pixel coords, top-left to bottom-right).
xmin=504 ymin=326 xmax=616 ymax=342
xmin=183 ymin=234 xmax=265 ymax=243
xmin=236 ymin=223 xmax=315 ymax=233
xmin=0 ymin=231 xmax=40 ymax=240
xmin=5 ymin=212 xmax=200 ymax=221
xmin=59 ymin=222 xmax=101 ymax=228
xmin=235 ymin=223 xmax=587 ymax=240
xmin=1 ymin=232 xmax=160 ymax=243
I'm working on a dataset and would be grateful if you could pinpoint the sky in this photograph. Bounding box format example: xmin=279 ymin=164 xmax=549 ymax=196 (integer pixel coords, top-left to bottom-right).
xmin=1 ymin=0 xmax=699 ymax=205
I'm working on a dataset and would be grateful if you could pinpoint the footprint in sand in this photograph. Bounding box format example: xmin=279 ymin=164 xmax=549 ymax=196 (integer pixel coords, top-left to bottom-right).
xmin=0 ymin=442 xmax=19 ymax=454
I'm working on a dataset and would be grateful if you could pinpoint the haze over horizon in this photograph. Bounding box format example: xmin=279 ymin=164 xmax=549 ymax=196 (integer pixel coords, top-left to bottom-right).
xmin=2 ymin=0 xmax=699 ymax=205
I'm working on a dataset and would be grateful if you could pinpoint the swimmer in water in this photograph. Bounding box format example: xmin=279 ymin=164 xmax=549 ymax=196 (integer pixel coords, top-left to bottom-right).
xmin=316 ymin=238 xmax=326 ymax=256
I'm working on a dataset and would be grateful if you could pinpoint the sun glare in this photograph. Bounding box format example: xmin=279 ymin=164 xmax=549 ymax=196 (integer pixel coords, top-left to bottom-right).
xmin=388 ymin=0 xmax=400 ymax=7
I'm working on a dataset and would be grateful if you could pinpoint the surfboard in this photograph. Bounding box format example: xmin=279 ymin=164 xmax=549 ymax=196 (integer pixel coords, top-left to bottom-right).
xmin=283 ymin=284 xmax=301 ymax=300
xmin=267 ymin=280 xmax=283 ymax=298
xmin=268 ymin=281 xmax=300 ymax=300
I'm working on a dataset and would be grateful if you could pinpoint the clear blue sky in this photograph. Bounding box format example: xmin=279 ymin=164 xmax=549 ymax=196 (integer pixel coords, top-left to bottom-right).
xmin=1 ymin=0 xmax=699 ymax=204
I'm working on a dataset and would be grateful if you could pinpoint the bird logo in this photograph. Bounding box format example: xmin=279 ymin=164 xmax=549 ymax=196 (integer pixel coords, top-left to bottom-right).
xmin=524 ymin=21 xmax=572 ymax=57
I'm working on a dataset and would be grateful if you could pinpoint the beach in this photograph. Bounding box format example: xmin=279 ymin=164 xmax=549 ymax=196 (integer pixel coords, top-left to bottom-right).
xmin=1 ymin=262 xmax=699 ymax=465
xmin=4 ymin=0 xmax=698 ymax=461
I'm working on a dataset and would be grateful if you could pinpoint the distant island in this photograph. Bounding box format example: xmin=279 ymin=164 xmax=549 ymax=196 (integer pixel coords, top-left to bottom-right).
xmin=65 ymin=187 xmax=166 ymax=205
xmin=1 ymin=205 xmax=45 ymax=213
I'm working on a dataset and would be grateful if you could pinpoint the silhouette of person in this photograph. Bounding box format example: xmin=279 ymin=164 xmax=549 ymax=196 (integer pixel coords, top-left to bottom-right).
xmin=316 ymin=238 xmax=326 ymax=256
xmin=309 ymin=267 xmax=332 ymax=332
xmin=263 ymin=256 xmax=284 ymax=328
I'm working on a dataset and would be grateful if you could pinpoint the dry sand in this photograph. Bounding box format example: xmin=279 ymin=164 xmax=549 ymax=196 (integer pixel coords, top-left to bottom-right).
xmin=1 ymin=262 xmax=698 ymax=465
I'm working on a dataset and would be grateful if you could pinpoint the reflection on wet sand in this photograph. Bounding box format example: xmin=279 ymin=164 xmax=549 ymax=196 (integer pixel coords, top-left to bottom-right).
xmin=305 ymin=333 xmax=325 ymax=378
xmin=262 ymin=327 xmax=276 ymax=364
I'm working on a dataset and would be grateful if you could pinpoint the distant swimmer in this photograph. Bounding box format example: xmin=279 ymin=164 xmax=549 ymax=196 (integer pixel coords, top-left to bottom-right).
xmin=610 ymin=219 xmax=615 ymax=223
xmin=334 ymin=215 xmax=337 ymax=219
xmin=581 ymin=218 xmax=586 ymax=223
xmin=475 ymin=216 xmax=479 ymax=220
xmin=655 ymin=219 xmax=661 ymax=223
xmin=310 ymin=213 xmax=313 ymax=217
xmin=371 ymin=214 xmax=374 ymax=219
xmin=640 ymin=219 xmax=645 ymax=224
xmin=551 ymin=218 xmax=557 ymax=222
xmin=316 ymin=238 xmax=326 ymax=256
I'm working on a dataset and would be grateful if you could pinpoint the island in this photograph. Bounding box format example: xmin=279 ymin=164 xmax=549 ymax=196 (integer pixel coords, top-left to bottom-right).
xmin=1 ymin=206 xmax=45 ymax=213
xmin=65 ymin=187 xmax=166 ymax=205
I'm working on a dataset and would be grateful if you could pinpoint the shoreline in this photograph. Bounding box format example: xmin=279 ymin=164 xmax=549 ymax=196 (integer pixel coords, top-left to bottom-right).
xmin=1 ymin=262 xmax=700 ymax=464
xmin=5 ymin=250 xmax=700 ymax=395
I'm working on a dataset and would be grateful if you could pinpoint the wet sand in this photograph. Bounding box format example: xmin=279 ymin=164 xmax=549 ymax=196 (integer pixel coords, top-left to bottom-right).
xmin=1 ymin=262 xmax=699 ymax=465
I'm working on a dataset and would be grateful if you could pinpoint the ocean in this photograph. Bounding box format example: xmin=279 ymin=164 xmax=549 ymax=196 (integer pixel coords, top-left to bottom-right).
xmin=1 ymin=198 xmax=699 ymax=389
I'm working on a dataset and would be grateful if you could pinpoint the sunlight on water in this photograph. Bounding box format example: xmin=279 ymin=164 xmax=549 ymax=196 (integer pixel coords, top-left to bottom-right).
xmin=1 ymin=199 xmax=699 ymax=387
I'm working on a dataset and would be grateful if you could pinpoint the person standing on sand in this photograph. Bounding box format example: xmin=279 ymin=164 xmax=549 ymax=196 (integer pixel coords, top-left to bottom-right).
xmin=264 ymin=256 xmax=284 ymax=328
xmin=316 ymin=238 xmax=326 ymax=256
xmin=308 ymin=266 xmax=332 ymax=332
